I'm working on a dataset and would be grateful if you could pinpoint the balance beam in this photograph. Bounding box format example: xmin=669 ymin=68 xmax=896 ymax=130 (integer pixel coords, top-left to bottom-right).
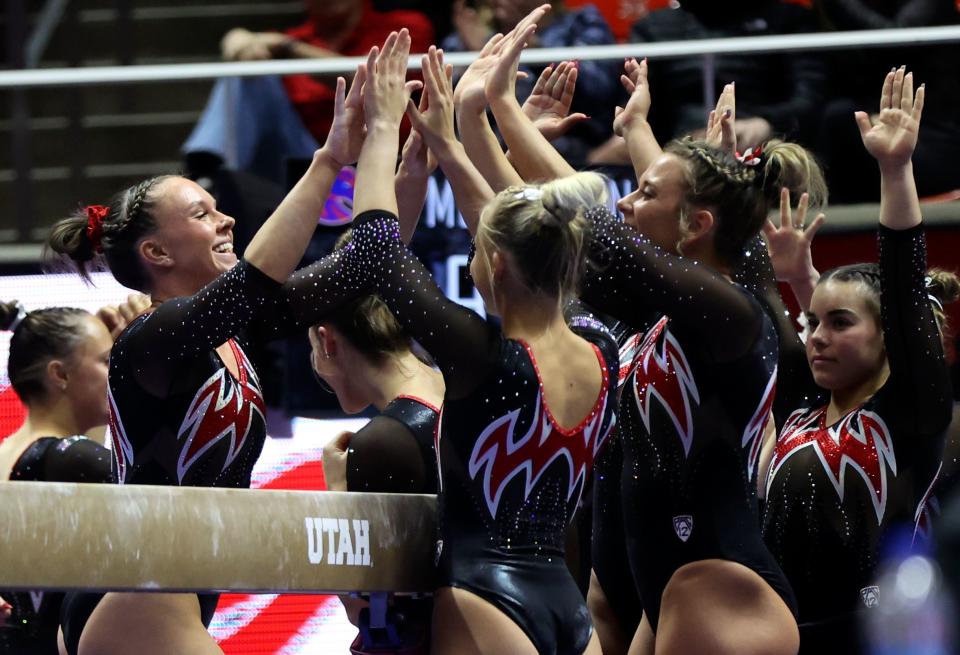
xmin=0 ymin=482 xmax=437 ymax=594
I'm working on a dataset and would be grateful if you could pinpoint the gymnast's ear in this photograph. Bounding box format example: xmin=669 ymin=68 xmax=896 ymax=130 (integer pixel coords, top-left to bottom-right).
xmin=138 ymin=237 xmax=173 ymax=269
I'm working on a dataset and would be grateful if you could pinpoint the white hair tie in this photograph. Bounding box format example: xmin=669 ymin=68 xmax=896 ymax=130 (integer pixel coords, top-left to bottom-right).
xmin=925 ymin=276 xmax=944 ymax=313
xmin=8 ymin=302 xmax=27 ymax=333
xmin=514 ymin=188 xmax=543 ymax=202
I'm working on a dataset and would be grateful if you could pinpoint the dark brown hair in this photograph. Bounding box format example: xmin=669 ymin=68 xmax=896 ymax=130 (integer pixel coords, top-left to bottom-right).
xmin=315 ymin=230 xmax=414 ymax=365
xmin=0 ymin=301 xmax=92 ymax=404
xmin=819 ymin=264 xmax=960 ymax=331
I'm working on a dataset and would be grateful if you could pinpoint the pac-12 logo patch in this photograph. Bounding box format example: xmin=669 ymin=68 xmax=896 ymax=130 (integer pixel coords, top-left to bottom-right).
xmin=673 ymin=515 xmax=693 ymax=542
xmin=860 ymin=585 xmax=880 ymax=608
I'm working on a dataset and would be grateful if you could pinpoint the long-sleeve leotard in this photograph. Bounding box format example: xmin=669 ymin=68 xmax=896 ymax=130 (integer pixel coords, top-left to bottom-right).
xmin=763 ymin=224 xmax=953 ymax=625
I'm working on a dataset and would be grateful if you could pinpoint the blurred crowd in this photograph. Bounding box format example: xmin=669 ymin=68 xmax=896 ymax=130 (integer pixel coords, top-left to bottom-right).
xmin=184 ymin=0 xmax=960 ymax=203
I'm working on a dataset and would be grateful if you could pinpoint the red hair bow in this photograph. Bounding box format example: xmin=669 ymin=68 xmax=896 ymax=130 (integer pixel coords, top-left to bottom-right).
xmin=84 ymin=204 xmax=108 ymax=253
xmin=736 ymin=146 xmax=764 ymax=167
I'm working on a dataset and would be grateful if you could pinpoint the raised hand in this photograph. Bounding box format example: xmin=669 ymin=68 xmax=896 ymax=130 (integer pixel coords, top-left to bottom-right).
xmin=97 ymin=293 xmax=152 ymax=340
xmin=453 ymin=32 xmax=505 ymax=114
xmin=522 ymin=61 xmax=588 ymax=142
xmin=706 ymin=82 xmax=736 ymax=154
xmin=400 ymin=118 xmax=437 ymax=179
xmin=613 ymin=58 xmax=651 ymax=136
xmin=406 ymin=47 xmax=457 ymax=152
xmin=323 ymin=65 xmax=367 ymax=168
xmin=762 ymin=188 xmax=824 ymax=285
xmin=856 ymin=66 xmax=924 ymax=170
xmin=485 ymin=5 xmax=550 ymax=105
xmin=363 ymin=30 xmax=420 ymax=130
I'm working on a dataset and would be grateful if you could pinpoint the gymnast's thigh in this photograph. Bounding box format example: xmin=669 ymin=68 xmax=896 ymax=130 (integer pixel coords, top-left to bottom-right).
xmin=78 ymin=592 xmax=223 ymax=655
xmin=431 ymin=586 xmax=539 ymax=655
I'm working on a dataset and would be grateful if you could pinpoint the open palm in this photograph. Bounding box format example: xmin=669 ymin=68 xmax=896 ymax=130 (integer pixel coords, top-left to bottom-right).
xmin=324 ymin=66 xmax=367 ymax=167
xmin=761 ymin=188 xmax=824 ymax=284
xmin=856 ymin=66 xmax=924 ymax=168
xmin=453 ymin=35 xmax=503 ymax=114
xmin=522 ymin=62 xmax=588 ymax=142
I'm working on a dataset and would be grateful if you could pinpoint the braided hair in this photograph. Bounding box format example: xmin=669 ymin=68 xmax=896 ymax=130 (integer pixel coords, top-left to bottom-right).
xmin=665 ymin=138 xmax=826 ymax=267
xmin=46 ymin=175 xmax=174 ymax=292
xmin=820 ymin=263 xmax=960 ymax=334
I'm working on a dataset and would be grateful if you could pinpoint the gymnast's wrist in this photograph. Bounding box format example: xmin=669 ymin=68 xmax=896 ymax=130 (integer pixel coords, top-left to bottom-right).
xmin=432 ymin=138 xmax=465 ymax=164
xmin=488 ymin=93 xmax=522 ymax=115
xmin=312 ymin=147 xmax=344 ymax=174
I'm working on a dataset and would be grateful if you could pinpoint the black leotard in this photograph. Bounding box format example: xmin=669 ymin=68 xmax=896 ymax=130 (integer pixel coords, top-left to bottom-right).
xmin=283 ymin=209 xmax=620 ymax=655
xmin=760 ymin=224 xmax=952 ymax=649
xmin=346 ymin=395 xmax=440 ymax=494
xmin=0 ymin=436 xmax=111 ymax=655
xmin=345 ymin=395 xmax=440 ymax=653
xmin=580 ymin=206 xmax=794 ymax=631
xmin=587 ymin=307 xmax=650 ymax=639
xmin=60 ymin=259 xmax=283 ymax=655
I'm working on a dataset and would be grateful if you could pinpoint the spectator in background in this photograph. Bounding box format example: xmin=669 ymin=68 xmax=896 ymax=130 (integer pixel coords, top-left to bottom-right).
xmin=183 ymin=0 xmax=434 ymax=184
xmin=377 ymin=0 xmax=457 ymax=44
xmin=589 ymin=0 xmax=826 ymax=163
xmin=814 ymin=0 xmax=960 ymax=202
xmin=443 ymin=0 xmax=620 ymax=164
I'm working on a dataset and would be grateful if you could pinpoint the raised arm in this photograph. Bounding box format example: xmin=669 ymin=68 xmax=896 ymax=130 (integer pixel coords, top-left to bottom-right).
xmin=519 ymin=62 xmax=589 ymax=147
xmin=485 ymin=6 xmax=578 ymax=182
xmin=761 ymin=189 xmax=825 ymax=313
xmin=860 ymin=68 xmax=952 ymax=435
xmin=395 ymin=128 xmax=436 ymax=244
xmin=741 ymin=191 xmax=824 ymax=423
xmin=350 ymin=33 xmax=501 ymax=398
xmin=705 ymin=82 xmax=737 ymax=156
xmin=244 ymin=67 xmax=366 ymax=282
xmin=408 ymin=46 xmax=495 ymax=236
xmin=856 ymin=66 xmax=924 ymax=232
xmin=125 ymin=70 xmax=369 ymax=388
xmin=581 ymin=206 xmax=764 ymax=363
xmin=613 ymin=58 xmax=663 ymax=184
xmin=452 ymin=34 xmax=525 ymax=193
xmin=353 ymin=32 xmax=420 ymax=217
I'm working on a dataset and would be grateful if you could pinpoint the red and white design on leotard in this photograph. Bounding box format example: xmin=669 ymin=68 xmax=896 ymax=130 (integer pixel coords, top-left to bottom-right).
xmin=618 ymin=331 xmax=644 ymax=387
xmin=767 ymin=406 xmax=897 ymax=523
xmin=468 ymin=343 xmax=614 ymax=519
xmin=176 ymin=340 xmax=266 ymax=483
xmin=629 ymin=316 xmax=700 ymax=456
xmin=741 ymin=367 xmax=777 ymax=482
xmin=108 ymin=385 xmax=134 ymax=483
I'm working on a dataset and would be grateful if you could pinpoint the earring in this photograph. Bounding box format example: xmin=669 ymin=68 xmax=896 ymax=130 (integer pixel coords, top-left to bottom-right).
xmin=60 ymin=383 xmax=67 ymax=391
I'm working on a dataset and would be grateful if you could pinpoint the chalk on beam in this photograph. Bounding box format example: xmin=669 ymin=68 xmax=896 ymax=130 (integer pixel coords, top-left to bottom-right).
xmin=0 ymin=482 xmax=438 ymax=594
